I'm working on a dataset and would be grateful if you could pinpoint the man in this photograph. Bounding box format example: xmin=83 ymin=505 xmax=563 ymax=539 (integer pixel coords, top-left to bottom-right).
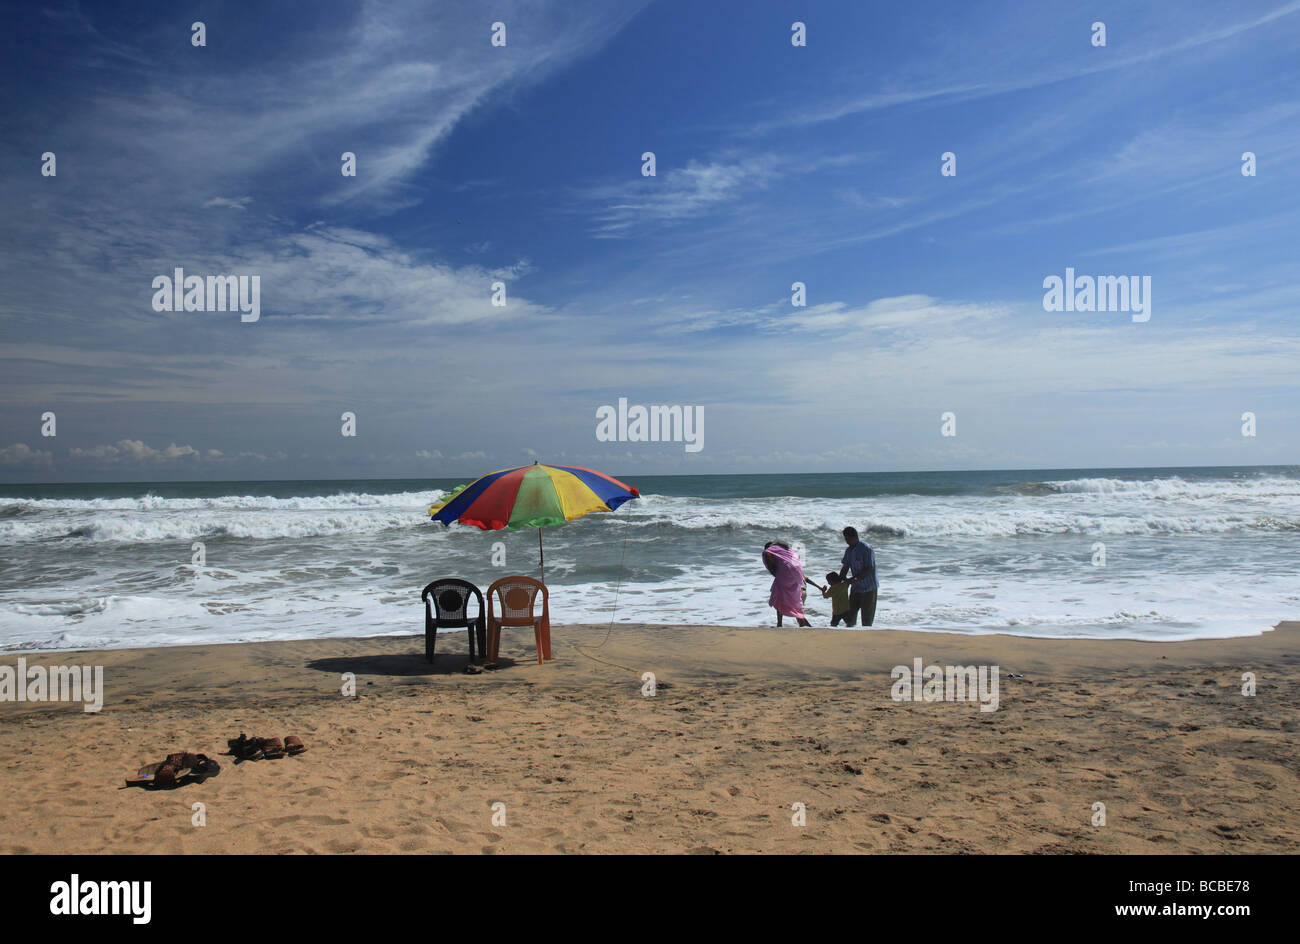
xmin=837 ymin=526 xmax=877 ymax=627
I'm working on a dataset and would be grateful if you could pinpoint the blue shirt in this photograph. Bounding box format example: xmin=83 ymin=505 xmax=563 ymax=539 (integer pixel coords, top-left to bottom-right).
xmin=841 ymin=541 xmax=878 ymax=593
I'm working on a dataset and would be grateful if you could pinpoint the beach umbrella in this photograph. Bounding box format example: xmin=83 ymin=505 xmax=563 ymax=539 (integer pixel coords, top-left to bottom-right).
xmin=428 ymin=461 xmax=639 ymax=580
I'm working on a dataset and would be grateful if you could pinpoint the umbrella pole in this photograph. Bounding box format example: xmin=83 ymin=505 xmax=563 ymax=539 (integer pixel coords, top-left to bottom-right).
xmin=538 ymin=527 xmax=544 ymax=584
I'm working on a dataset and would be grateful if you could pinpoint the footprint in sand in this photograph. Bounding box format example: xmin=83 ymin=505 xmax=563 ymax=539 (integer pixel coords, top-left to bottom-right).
xmin=267 ymin=814 xmax=350 ymax=828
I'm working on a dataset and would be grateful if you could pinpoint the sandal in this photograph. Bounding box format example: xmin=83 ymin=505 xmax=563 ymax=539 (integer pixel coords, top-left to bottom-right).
xmin=125 ymin=761 xmax=184 ymax=788
xmin=284 ymin=735 xmax=306 ymax=756
xmin=188 ymin=754 xmax=221 ymax=779
xmin=153 ymin=763 xmax=184 ymax=787
xmin=126 ymin=750 xmax=220 ymax=788
xmin=226 ymin=733 xmax=266 ymax=762
xmin=262 ymin=737 xmax=286 ymax=759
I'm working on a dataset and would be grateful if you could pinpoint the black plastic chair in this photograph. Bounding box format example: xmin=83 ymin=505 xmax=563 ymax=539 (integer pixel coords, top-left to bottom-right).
xmin=420 ymin=578 xmax=487 ymax=663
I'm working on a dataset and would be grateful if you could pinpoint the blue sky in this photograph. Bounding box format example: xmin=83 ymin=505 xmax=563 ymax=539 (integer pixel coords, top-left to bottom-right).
xmin=2 ymin=0 xmax=1298 ymax=482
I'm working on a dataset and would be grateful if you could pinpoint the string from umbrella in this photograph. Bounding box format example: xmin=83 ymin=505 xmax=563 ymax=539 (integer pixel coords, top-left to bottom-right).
xmin=569 ymin=514 xmax=640 ymax=674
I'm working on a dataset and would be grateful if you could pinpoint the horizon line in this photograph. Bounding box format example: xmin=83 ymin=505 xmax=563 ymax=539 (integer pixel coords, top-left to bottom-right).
xmin=1 ymin=461 xmax=1296 ymax=489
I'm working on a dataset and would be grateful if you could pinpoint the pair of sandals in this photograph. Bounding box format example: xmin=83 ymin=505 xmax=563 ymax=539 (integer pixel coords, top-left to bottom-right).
xmin=125 ymin=752 xmax=221 ymax=789
xmin=227 ymin=733 xmax=306 ymax=762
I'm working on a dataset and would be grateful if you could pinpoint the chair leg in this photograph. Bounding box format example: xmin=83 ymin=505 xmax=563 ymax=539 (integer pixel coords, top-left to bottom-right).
xmin=425 ymin=617 xmax=436 ymax=663
xmin=476 ymin=618 xmax=487 ymax=664
xmin=540 ymin=620 xmax=552 ymax=661
xmin=487 ymin=620 xmax=499 ymax=662
xmin=534 ymin=624 xmax=543 ymax=665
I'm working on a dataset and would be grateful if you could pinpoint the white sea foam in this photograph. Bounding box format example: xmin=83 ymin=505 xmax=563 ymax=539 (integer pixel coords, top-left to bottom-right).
xmin=0 ymin=490 xmax=448 ymax=543
xmin=618 ymin=489 xmax=1300 ymax=537
xmin=0 ymin=489 xmax=441 ymax=512
xmin=1040 ymin=475 xmax=1300 ymax=499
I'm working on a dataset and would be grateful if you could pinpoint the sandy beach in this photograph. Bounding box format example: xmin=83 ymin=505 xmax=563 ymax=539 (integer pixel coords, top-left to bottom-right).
xmin=1 ymin=621 xmax=1296 ymax=854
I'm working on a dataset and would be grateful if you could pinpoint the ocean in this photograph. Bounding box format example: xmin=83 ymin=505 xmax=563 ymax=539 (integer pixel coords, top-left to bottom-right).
xmin=0 ymin=466 xmax=1296 ymax=651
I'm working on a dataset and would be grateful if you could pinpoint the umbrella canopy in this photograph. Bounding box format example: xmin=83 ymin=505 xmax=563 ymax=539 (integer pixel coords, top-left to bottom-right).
xmin=428 ymin=462 xmax=638 ymax=531
xmin=428 ymin=462 xmax=639 ymax=583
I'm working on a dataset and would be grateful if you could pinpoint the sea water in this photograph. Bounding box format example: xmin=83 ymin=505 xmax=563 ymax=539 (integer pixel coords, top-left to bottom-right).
xmin=0 ymin=466 xmax=1296 ymax=651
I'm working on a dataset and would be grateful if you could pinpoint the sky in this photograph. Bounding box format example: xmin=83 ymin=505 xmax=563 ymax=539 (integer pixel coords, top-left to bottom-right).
xmin=1 ymin=0 xmax=1298 ymax=482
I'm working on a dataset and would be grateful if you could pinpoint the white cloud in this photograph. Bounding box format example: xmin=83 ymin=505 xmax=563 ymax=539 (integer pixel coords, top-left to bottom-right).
xmin=249 ymin=225 xmax=547 ymax=327
xmin=0 ymin=443 xmax=53 ymax=466
xmin=204 ymin=197 xmax=252 ymax=211
xmin=0 ymin=0 xmax=644 ymax=346
xmin=86 ymin=1 xmax=652 ymax=209
xmin=773 ymin=296 xmax=1008 ymax=333
xmin=756 ymin=2 xmax=1300 ymax=132
xmin=587 ymin=155 xmax=783 ymax=237
xmin=68 ymin=440 xmax=201 ymax=462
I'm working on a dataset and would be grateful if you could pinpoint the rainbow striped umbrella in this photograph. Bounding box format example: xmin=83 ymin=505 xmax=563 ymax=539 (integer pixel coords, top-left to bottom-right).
xmin=428 ymin=462 xmax=639 ymax=580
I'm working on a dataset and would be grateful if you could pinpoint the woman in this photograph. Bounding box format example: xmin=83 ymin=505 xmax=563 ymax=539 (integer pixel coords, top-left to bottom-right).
xmin=762 ymin=540 xmax=813 ymax=628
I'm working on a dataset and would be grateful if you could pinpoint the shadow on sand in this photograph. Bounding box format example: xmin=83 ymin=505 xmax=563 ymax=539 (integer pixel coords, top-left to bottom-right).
xmin=305 ymin=650 xmax=519 ymax=678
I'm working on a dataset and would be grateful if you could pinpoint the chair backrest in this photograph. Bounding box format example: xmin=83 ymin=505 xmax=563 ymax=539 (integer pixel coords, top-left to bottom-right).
xmin=421 ymin=578 xmax=484 ymax=624
xmin=486 ymin=575 xmax=547 ymax=624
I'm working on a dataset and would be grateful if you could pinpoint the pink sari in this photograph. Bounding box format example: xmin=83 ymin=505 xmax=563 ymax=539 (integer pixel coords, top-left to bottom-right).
xmin=763 ymin=545 xmax=806 ymax=619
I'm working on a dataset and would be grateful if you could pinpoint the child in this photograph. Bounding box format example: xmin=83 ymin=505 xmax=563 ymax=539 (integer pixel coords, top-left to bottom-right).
xmin=822 ymin=572 xmax=853 ymax=627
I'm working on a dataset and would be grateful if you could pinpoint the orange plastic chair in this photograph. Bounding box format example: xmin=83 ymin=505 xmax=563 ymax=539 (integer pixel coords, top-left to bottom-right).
xmin=486 ymin=576 xmax=551 ymax=665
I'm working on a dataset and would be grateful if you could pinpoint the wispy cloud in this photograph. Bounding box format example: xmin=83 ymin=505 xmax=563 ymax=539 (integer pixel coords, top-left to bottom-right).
xmin=203 ymin=196 xmax=252 ymax=211
xmin=0 ymin=1 xmax=646 ymax=341
xmin=585 ymin=154 xmax=783 ymax=237
xmin=754 ymin=1 xmax=1300 ymax=132
xmin=771 ymin=296 xmax=1009 ymax=333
